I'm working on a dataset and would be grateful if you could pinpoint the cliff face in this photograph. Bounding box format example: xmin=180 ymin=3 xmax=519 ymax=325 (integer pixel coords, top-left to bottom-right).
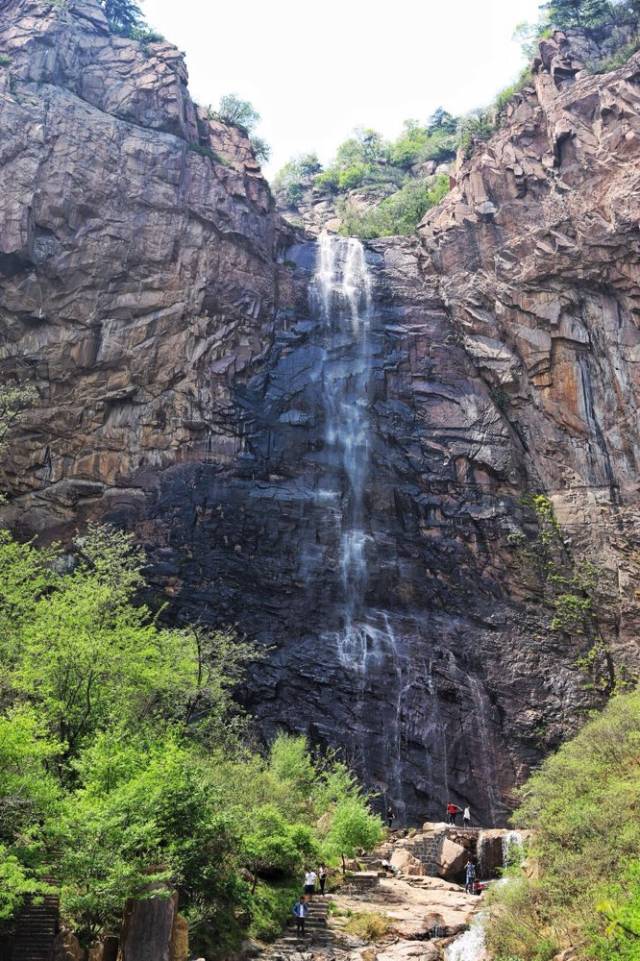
xmin=2 ymin=4 xmax=640 ymax=825
xmin=0 ymin=0 xmax=284 ymax=531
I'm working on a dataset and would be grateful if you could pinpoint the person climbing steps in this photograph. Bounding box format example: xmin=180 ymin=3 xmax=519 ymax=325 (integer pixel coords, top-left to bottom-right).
xmin=292 ymin=896 xmax=308 ymax=937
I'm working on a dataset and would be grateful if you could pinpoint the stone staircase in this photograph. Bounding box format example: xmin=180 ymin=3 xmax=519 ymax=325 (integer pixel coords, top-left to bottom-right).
xmin=10 ymin=891 xmax=59 ymax=961
xmin=269 ymin=896 xmax=332 ymax=957
xmin=339 ymin=872 xmax=381 ymax=897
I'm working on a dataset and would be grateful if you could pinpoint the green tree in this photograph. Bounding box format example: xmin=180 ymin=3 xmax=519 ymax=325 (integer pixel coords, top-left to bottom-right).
xmin=213 ymin=94 xmax=261 ymax=133
xmin=242 ymin=805 xmax=317 ymax=883
xmin=540 ymin=0 xmax=613 ymax=29
xmin=99 ymin=0 xmax=143 ymax=35
xmin=51 ymin=730 xmax=244 ymax=945
xmin=273 ymin=154 xmax=322 ymax=205
xmin=427 ymin=107 xmax=458 ymax=134
xmin=324 ymin=797 xmax=384 ymax=872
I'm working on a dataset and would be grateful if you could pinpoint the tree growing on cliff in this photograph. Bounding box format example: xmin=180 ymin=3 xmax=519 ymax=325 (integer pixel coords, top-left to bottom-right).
xmin=99 ymin=0 xmax=143 ymax=35
xmin=539 ymin=0 xmax=615 ymax=29
xmin=212 ymin=94 xmax=260 ymax=133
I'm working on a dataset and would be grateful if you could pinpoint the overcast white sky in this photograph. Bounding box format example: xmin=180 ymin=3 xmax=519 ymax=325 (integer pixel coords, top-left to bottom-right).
xmin=142 ymin=0 xmax=542 ymax=176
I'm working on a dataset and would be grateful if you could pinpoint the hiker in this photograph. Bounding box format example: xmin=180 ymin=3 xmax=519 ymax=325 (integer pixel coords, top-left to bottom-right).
xmin=318 ymin=863 xmax=328 ymax=895
xmin=387 ymin=804 xmax=395 ymax=828
xmin=304 ymin=867 xmax=318 ymax=898
xmin=465 ymin=859 xmax=476 ymax=894
xmin=463 ymin=805 xmax=471 ymax=828
xmin=446 ymin=802 xmax=459 ymax=825
xmin=292 ymin=896 xmax=308 ymax=936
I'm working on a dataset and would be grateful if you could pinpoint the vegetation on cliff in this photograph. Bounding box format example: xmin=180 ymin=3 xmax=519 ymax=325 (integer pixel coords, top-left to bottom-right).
xmin=0 ymin=527 xmax=382 ymax=954
xmin=272 ymin=112 xmax=458 ymax=238
xmin=273 ymin=0 xmax=640 ymax=239
xmin=487 ymin=690 xmax=640 ymax=961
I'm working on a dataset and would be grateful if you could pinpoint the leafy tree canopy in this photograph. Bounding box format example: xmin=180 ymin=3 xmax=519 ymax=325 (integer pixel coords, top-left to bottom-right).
xmin=0 ymin=527 xmax=382 ymax=953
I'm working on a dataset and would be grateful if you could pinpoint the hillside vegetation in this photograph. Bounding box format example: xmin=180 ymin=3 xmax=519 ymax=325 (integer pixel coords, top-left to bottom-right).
xmin=273 ymin=0 xmax=640 ymax=239
xmin=0 ymin=527 xmax=383 ymax=956
xmin=487 ymin=690 xmax=640 ymax=961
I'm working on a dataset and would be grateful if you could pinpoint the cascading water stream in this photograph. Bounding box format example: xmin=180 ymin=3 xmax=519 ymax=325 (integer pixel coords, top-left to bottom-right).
xmin=311 ymin=232 xmax=375 ymax=667
xmin=310 ymin=232 xmax=407 ymax=816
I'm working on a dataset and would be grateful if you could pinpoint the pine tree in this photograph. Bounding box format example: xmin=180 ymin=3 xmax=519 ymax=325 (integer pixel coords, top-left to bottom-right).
xmin=100 ymin=0 xmax=143 ymax=36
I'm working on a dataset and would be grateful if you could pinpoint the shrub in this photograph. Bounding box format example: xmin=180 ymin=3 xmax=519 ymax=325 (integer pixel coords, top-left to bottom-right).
xmin=323 ymin=797 xmax=384 ymax=871
xmin=457 ymin=109 xmax=495 ymax=154
xmin=249 ymin=135 xmax=270 ymax=164
xmin=589 ymin=34 xmax=640 ymax=72
xmin=0 ymin=55 xmax=11 ymax=67
xmin=487 ymin=690 xmax=640 ymax=960
xmin=493 ymin=66 xmax=533 ymax=117
xmin=273 ymin=153 xmax=322 ymax=204
xmin=248 ymin=880 xmax=300 ymax=941
xmin=212 ymin=94 xmax=260 ymax=134
xmin=344 ymin=911 xmax=392 ymax=941
xmin=339 ymin=174 xmax=450 ymax=240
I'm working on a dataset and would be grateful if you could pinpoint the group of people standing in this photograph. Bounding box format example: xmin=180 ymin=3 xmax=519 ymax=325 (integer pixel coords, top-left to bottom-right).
xmin=292 ymin=865 xmax=328 ymax=936
xmin=446 ymin=802 xmax=472 ymax=827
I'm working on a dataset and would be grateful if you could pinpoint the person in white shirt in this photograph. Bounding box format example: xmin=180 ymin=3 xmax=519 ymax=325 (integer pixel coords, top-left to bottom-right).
xmin=463 ymin=805 xmax=471 ymax=827
xmin=303 ymin=868 xmax=318 ymax=898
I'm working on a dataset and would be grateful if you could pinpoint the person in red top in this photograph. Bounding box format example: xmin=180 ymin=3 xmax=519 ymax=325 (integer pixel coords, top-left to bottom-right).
xmin=446 ymin=802 xmax=460 ymax=825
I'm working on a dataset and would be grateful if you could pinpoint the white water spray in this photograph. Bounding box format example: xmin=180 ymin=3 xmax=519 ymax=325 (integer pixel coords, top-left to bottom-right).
xmin=312 ymin=232 xmax=376 ymax=669
xmin=445 ymin=914 xmax=487 ymax=961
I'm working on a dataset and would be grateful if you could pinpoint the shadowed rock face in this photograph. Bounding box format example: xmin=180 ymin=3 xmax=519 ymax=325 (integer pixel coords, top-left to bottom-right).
xmin=2 ymin=5 xmax=640 ymax=824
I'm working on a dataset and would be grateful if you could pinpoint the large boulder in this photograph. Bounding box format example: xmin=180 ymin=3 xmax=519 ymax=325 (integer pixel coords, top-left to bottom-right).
xmin=437 ymin=839 xmax=468 ymax=881
xmin=390 ymin=848 xmax=425 ymax=876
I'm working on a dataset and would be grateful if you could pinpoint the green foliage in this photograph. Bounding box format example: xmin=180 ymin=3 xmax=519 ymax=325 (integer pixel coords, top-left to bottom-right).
xmin=248 ymin=880 xmax=300 ymax=941
xmin=0 ymin=850 xmax=50 ymax=923
xmin=0 ymin=54 xmax=11 ymax=67
xmin=188 ymin=143 xmax=222 ymax=163
xmin=343 ymin=911 xmax=392 ymax=940
xmin=272 ymin=153 xmax=322 ymax=204
xmin=0 ymin=529 xmax=380 ymax=950
xmin=540 ymin=0 xmax=613 ymax=30
xmin=388 ymin=118 xmax=457 ymax=168
xmin=487 ymin=690 xmax=640 ymax=960
xmin=0 ymin=384 xmax=36 ymax=458
xmin=338 ymin=174 xmax=450 ymax=239
xmin=323 ymin=797 xmax=384 ymax=868
xmin=212 ymin=94 xmax=261 ymax=134
xmin=589 ymin=33 xmax=640 ymax=71
xmin=457 ymin=109 xmax=496 ymax=154
xmin=493 ymin=67 xmax=533 ymax=116
xmin=249 ymin=135 xmax=270 ymax=164
xmin=242 ymin=806 xmax=317 ymax=879
xmin=99 ymin=0 xmax=143 ymax=36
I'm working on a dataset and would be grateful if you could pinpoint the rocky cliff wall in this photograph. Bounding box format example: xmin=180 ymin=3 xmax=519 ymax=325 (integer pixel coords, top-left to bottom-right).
xmin=1 ymin=4 xmax=640 ymax=826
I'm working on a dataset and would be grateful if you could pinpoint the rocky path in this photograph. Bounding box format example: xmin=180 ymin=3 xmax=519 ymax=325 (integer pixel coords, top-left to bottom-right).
xmin=261 ymin=872 xmax=481 ymax=961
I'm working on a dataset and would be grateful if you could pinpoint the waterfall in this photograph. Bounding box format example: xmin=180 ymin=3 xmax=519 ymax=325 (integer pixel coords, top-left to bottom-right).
xmin=501 ymin=830 xmax=524 ymax=866
xmin=310 ymin=232 xmax=406 ymax=817
xmin=444 ymin=914 xmax=487 ymax=961
xmin=311 ymin=231 xmax=375 ymax=669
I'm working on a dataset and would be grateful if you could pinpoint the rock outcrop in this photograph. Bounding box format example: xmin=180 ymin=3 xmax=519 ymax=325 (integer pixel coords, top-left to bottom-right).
xmin=2 ymin=3 xmax=640 ymax=826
